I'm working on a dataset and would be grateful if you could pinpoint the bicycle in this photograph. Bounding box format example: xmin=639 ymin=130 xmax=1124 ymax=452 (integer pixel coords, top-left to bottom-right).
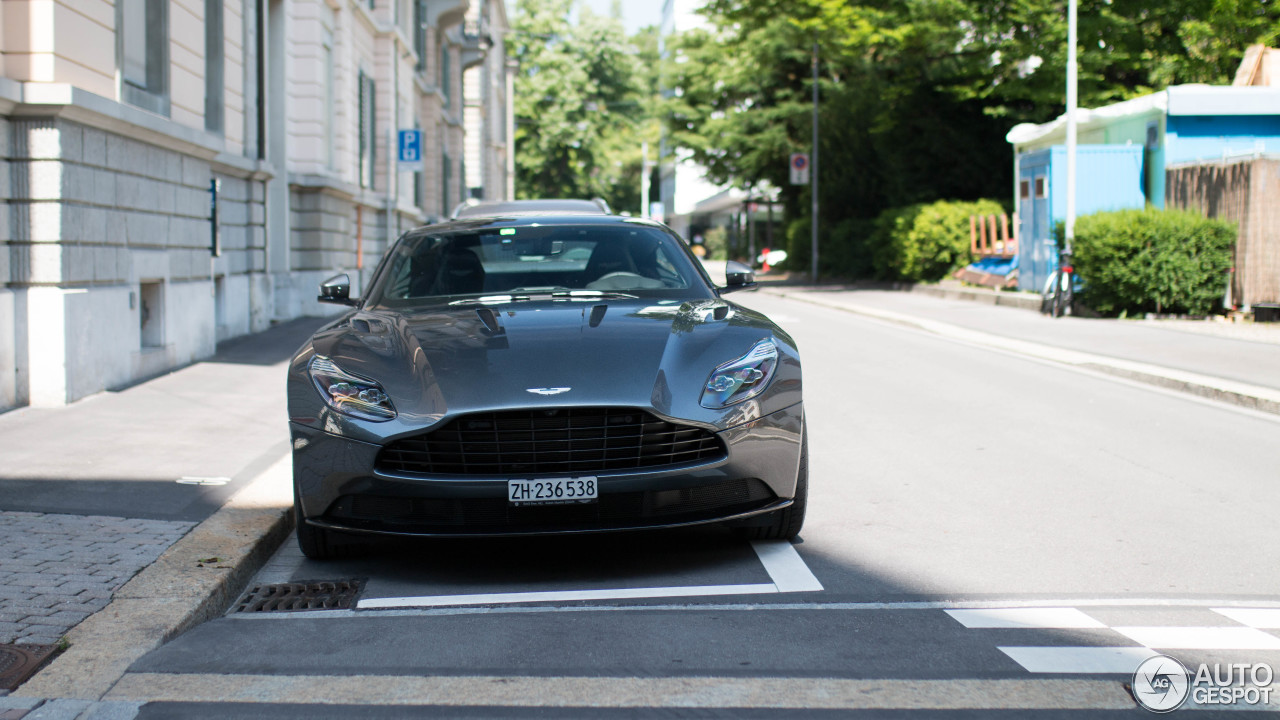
xmin=1040 ymin=254 xmax=1074 ymax=318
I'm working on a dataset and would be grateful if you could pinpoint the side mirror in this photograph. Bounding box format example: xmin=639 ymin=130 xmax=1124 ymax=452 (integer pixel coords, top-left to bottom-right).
xmin=318 ymin=274 xmax=358 ymax=306
xmin=721 ymin=261 xmax=757 ymax=294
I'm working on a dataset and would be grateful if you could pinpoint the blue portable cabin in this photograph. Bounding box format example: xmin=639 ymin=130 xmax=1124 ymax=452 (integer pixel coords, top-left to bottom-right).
xmin=1007 ymin=85 xmax=1280 ymax=293
xmin=1014 ymin=145 xmax=1146 ymax=293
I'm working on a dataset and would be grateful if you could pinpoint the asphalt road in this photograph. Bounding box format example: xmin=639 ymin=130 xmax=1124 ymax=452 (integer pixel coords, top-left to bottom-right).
xmin=112 ymin=292 xmax=1280 ymax=718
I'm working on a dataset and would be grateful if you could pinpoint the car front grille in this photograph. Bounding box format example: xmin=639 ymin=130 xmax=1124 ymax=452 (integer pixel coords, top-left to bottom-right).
xmin=324 ymin=477 xmax=777 ymax=534
xmin=375 ymin=407 xmax=726 ymax=476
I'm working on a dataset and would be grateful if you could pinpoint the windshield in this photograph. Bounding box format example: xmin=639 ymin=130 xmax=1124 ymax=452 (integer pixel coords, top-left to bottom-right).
xmin=366 ymin=224 xmax=715 ymax=307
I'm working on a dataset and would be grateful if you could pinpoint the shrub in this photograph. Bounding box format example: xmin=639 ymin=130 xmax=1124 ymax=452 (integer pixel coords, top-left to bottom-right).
xmin=701 ymin=226 xmax=728 ymax=261
xmin=870 ymin=199 xmax=1006 ymax=282
xmin=1071 ymin=207 xmax=1235 ymax=316
xmin=781 ymin=217 xmax=811 ymax=273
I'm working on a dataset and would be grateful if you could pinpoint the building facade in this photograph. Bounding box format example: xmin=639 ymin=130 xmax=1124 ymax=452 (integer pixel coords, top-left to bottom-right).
xmin=0 ymin=0 xmax=509 ymax=411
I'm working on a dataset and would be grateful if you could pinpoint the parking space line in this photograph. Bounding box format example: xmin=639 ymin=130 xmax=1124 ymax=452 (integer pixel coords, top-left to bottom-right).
xmin=751 ymin=540 xmax=823 ymax=592
xmin=355 ymin=542 xmax=821 ymax=610
xmin=357 ymin=583 xmax=779 ymax=609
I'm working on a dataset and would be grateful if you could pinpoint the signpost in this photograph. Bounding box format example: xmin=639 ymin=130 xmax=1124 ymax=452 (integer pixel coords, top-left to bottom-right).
xmin=397 ymin=129 xmax=423 ymax=166
xmin=789 ymin=153 xmax=810 ymax=185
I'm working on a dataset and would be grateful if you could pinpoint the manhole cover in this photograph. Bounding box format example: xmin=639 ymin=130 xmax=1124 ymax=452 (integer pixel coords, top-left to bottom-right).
xmin=232 ymin=580 xmax=363 ymax=613
xmin=0 ymin=643 xmax=58 ymax=691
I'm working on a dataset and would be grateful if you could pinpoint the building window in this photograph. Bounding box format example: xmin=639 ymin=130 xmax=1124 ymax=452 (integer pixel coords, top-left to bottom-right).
xmin=440 ymin=43 xmax=451 ymax=110
xmin=1019 ymin=179 xmax=1030 ymax=200
xmin=358 ymin=71 xmax=377 ymax=189
xmin=441 ymin=151 xmax=451 ymax=216
xmin=1034 ymin=177 xmax=1046 ymax=198
xmin=119 ymin=0 xmax=170 ymax=115
xmin=414 ymin=0 xmax=427 ymax=73
xmin=139 ymin=281 xmax=164 ymax=348
xmin=205 ymin=0 xmax=225 ymax=133
xmin=323 ymin=30 xmax=335 ymax=169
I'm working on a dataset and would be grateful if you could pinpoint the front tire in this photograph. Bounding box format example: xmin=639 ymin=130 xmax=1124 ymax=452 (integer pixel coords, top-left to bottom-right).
xmin=736 ymin=427 xmax=808 ymax=541
xmin=294 ymin=486 xmax=342 ymax=560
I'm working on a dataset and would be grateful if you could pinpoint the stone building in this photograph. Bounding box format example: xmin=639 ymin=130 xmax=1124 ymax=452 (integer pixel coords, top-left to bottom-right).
xmin=0 ymin=0 xmax=509 ymax=411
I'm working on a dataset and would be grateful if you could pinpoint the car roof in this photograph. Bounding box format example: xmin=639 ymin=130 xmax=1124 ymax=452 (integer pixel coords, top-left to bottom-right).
xmin=411 ymin=214 xmax=669 ymax=237
xmin=451 ymin=198 xmax=612 ymax=219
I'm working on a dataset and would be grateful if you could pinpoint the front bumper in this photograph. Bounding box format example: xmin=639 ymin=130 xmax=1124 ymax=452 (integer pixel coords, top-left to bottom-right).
xmin=290 ymin=403 xmax=804 ymax=537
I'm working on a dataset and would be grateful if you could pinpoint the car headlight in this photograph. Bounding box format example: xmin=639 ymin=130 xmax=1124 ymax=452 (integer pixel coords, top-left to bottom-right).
xmin=308 ymin=355 xmax=396 ymax=421
xmin=700 ymin=339 xmax=778 ymax=409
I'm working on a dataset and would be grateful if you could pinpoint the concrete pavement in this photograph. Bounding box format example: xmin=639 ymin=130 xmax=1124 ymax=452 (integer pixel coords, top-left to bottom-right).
xmin=0 ymin=316 xmax=326 ymax=710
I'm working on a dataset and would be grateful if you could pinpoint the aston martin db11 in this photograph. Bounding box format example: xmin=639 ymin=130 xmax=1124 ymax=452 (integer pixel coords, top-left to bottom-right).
xmin=287 ymin=212 xmax=805 ymax=559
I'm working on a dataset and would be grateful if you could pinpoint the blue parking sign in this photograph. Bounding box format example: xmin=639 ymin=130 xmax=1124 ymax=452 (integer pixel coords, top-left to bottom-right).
xmin=398 ymin=129 xmax=422 ymax=164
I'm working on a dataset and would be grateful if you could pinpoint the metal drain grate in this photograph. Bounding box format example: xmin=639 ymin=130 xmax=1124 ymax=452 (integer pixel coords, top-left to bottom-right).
xmin=232 ymin=580 xmax=363 ymax=613
xmin=0 ymin=643 xmax=58 ymax=691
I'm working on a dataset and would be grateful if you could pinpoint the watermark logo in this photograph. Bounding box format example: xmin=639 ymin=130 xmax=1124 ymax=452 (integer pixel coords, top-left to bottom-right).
xmin=1133 ymin=655 xmax=1190 ymax=713
xmin=1133 ymin=655 xmax=1275 ymax=713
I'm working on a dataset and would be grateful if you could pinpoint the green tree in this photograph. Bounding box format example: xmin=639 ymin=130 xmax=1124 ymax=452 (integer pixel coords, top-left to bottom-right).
xmin=665 ymin=0 xmax=1280 ymax=278
xmin=511 ymin=0 xmax=659 ymax=213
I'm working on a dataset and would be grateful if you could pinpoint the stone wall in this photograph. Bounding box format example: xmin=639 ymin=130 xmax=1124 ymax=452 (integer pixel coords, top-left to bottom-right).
xmin=3 ymin=117 xmax=268 ymax=408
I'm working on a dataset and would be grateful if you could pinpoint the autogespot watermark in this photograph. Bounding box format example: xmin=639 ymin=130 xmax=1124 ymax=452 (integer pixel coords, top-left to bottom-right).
xmin=1132 ymin=654 xmax=1274 ymax=713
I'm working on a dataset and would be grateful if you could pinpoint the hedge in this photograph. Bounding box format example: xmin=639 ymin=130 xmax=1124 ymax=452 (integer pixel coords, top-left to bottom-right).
xmin=1070 ymin=207 xmax=1235 ymax=316
xmin=869 ymin=199 xmax=1006 ymax=282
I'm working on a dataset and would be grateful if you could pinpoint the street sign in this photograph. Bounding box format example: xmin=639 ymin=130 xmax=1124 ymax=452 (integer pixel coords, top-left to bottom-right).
xmin=397 ymin=129 xmax=423 ymax=165
xmin=789 ymin=153 xmax=810 ymax=185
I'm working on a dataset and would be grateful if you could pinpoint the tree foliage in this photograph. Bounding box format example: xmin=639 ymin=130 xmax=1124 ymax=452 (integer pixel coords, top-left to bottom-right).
xmin=664 ymin=0 xmax=1280 ymax=276
xmin=511 ymin=0 xmax=660 ymax=213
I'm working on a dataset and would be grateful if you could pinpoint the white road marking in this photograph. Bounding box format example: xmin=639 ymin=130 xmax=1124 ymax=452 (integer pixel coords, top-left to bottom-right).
xmin=235 ymin=598 xmax=1280 ymax=620
xmin=357 ymin=540 xmax=822 ymax=610
xmin=357 ymin=583 xmax=779 ymax=609
xmin=751 ymin=540 xmax=824 ymax=592
xmin=106 ymin=673 xmax=1139 ymax=710
xmin=998 ymin=647 xmax=1159 ymax=674
xmin=947 ymin=607 xmax=1105 ymax=629
xmin=1214 ymin=607 xmax=1280 ymax=628
xmin=1113 ymin=626 xmax=1280 ymax=650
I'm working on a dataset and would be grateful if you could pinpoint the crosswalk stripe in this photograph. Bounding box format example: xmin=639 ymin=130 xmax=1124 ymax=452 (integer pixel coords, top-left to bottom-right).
xmin=946 ymin=607 xmax=1106 ymax=629
xmin=1112 ymin=626 xmax=1280 ymax=650
xmin=998 ymin=646 xmax=1159 ymax=674
xmin=1214 ymin=608 xmax=1280 ymax=629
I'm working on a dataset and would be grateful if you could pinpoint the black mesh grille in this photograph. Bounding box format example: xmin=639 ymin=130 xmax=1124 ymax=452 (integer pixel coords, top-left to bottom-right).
xmin=324 ymin=478 xmax=777 ymax=534
xmin=376 ymin=407 xmax=725 ymax=476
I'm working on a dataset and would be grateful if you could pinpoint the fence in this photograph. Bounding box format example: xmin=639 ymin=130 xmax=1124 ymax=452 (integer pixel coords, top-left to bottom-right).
xmin=1166 ymin=157 xmax=1280 ymax=308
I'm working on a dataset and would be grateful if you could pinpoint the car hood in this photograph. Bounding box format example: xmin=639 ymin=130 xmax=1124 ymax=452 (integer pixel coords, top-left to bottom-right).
xmin=293 ymin=297 xmax=798 ymax=438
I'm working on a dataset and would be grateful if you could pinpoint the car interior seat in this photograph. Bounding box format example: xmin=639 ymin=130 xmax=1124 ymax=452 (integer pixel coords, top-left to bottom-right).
xmin=436 ymin=247 xmax=486 ymax=295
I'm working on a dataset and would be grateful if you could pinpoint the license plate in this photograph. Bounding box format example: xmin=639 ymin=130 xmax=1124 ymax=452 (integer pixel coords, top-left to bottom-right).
xmin=508 ymin=477 xmax=598 ymax=506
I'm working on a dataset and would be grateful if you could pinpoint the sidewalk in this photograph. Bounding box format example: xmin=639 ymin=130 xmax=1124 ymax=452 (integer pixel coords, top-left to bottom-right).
xmin=762 ymin=285 xmax=1280 ymax=414
xmin=0 ymin=317 xmax=326 ymax=706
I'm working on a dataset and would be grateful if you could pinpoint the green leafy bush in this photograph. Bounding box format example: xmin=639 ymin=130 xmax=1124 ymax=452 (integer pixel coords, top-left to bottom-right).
xmin=700 ymin=226 xmax=728 ymax=261
xmin=870 ymin=199 xmax=1006 ymax=282
xmin=1071 ymin=207 xmax=1235 ymax=316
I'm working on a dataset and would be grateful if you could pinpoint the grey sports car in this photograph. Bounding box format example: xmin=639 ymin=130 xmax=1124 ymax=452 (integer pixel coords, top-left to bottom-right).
xmin=286 ymin=213 xmax=805 ymax=559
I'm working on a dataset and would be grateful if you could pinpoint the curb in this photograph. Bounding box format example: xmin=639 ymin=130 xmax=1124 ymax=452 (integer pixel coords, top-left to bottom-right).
xmin=764 ymin=288 xmax=1280 ymax=417
xmin=910 ymin=283 xmax=1043 ymax=312
xmin=13 ymin=453 xmax=294 ymax=701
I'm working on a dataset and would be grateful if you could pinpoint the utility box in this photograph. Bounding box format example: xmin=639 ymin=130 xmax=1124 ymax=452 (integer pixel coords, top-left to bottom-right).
xmin=1015 ymin=145 xmax=1147 ymax=293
